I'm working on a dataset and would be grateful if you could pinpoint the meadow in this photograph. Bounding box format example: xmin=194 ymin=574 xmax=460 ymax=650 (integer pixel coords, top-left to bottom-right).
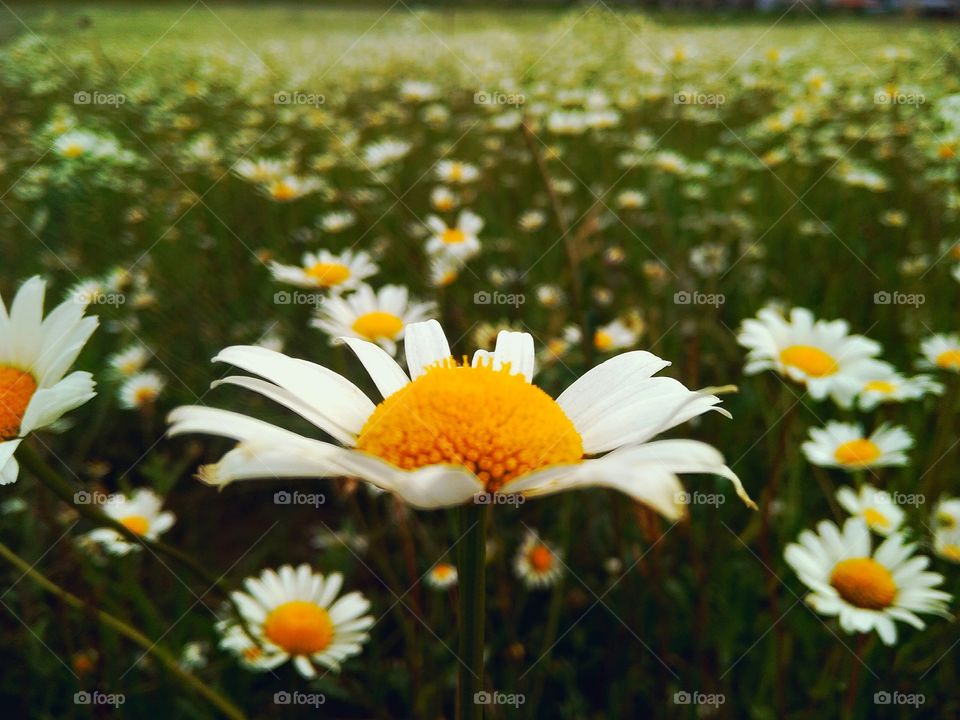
xmin=1 ymin=3 xmax=960 ymax=718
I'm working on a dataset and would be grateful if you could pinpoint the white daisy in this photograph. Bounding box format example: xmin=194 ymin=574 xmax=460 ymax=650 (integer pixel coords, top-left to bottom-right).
xmin=932 ymin=496 xmax=960 ymax=531
xmin=434 ymin=160 xmax=479 ymax=184
xmin=81 ymin=488 xmax=175 ymax=555
xmin=217 ymin=564 xmax=373 ymax=678
xmin=425 ymin=210 xmax=483 ymax=263
xmin=856 ymin=362 xmax=943 ymax=410
xmin=270 ymin=250 xmax=377 ymax=293
xmin=310 ymin=284 xmax=436 ymax=355
xmin=592 ymin=319 xmax=640 ymax=353
xmin=514 ymin=531 xmax=563 ymax=589
xmin=232 ymin=157 xmax=295 ymax=184
xmin=168 ymin=320 xmax=755 ymax=519
xmin=801 ymin=422 xmax=912 ymax=471
xmin=261 ymin=176 xmax=322 ymax=203
xmin=318 ymin=210 xmax=356 ymax=234
xmin=933 ymin=527 xmax=960 ymax=564
xmin=430 ymin=186 xmax=458 ymax=212
xmin=119 ymin=371 xmax=166 ymax=410
xmin=425 ymin=562 xmax=458 ymax=590
xmin=362 ymin=139 xmax=411 ymax=169
xmin=919 ymin=332 xmax=960 ymax=373
xmin=0 ymin=277 xmax=98 ymax=485
xmin=737 ymin=307 xmax=883 ymax=407
xmin=784 ymin=518 xmax=951 ymax=645
xmin=108 ymin=345 xmax=150 ymax=378
xmin=836 ymin=484 xmax=905 ymax=536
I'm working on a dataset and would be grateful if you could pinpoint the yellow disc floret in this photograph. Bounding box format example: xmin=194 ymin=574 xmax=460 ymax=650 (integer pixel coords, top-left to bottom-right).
xmin=780 ymin=345 xmax=838 ymax=377
xmin=306 ymin=262 xmax=351 ymax=287
xmin=352 ymin=312 xmax=404 ymax=342
xmin=0 ymin=366 xmax=37 ymax=441
xmin=441 ymin=228 xmax=466 ymax=245
xmin=356 ymin=361 xmax=583 ymax=492
xmin=830 ymin=557 xmax=897 ymax=610
xmin=264 ymin=601 xmax=334 ymax=655
xmin=119 ymin=515 xmax=150 ymax=535
xmin=834 ymin=438 xmax=881 ymax=467
xmin=936 ymin=349 xmax=960 ymax=371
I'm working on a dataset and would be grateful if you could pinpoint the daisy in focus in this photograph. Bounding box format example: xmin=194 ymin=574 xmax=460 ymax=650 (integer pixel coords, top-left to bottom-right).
xmin=919 ymin=333 xmax=960 ymax=372
xmin=836 ymin=484 xmax=905 ymax=536
xmin=80 ymin=488 xmax=175 ymax=555
xmin=784 ymin=518 xmax=951 ymax=645
xmin=737 ymin=307 xmax=883 ymax=407
xmin=855 ymin=363 xmax=943 ymax=410
xmin=425 ymin=210 xmax=484 ymax=263
xmin=311 ymin=284 xmax=436 ymax=355
xmin=801 ymin=422 xmax=912 ymax=471
xmin=270 ymin=250 xmax=377 ymax=293
xmin=0 ymin=277 xmax=98 ymax=485
xmin=425 ymin=562 xmax=458 ymax=590
xmin=217 ymin=564 xmax=373 ymax=678
xmin=514 ymin=531 xmax=563 ymax=589
xmin=168 ymin=320 xmax=755 ymax=519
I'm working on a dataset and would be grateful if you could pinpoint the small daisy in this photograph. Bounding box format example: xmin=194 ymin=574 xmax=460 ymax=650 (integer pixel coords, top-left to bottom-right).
xmin=318 ymin=210 xmax=356 ymax=234
xmin=737 ymin=307 xmax=883 ymax=407
xmin=232 ymin=157 xmax=294 ymax=184
xmin=430 ymin=186 xmax=459 ymax=212
xmin=856 ymin=363 xmax=943 ymax=410
xmin=932 ymin=496 xmax=960 ymax=530
xmin=514 ymin=531 xmax=563 ymax=589
xmin=217 ymin=564 xmax=373 ymax=678
xmin=262 ymin=176 xmax=322 ymax=203
xmin=919 ymin=333 xmax=960 ymax=373
xmin=802 ymin=422 xmax=912 ymax=471
xmin=270 ymin=250 xmax=377 ymax=293
xmin=435 ymin=160 xmax=479 ymax=184
xmin=0 ymin=277 xmax=98 ymax=485
xmin=592 ymin=319 xmax=640 ymax=353
xmin=108 ymin=345 xmax=150 ymax=378
xmin=311 ymin=284 xmax=436 ymax=355
xmin=119 ymin=371 xmax=166 ymax=410
xmin=425 ymin=562 xmax=458 ymax=590
xmin=836 ymin=484 xmax=905 ymax=536
xmin=81 ymin=488 xmax=175 ymax=555
xmin=362 ymin=139 xmax=411 ymax=169
xmin=517 ymin=209 xmax=546 ymax=232
xmin=425 ymin=210 xmax=484 ymax=263
xmin=429 ymin=256 xmax=461 ymax=287
xmin=616 ymin=190 xmax=648 ymax=210
xmin=785 ymin=518 xmax=951 ymax=645
xmin=933 ymin=527 xmax=960 ymax=563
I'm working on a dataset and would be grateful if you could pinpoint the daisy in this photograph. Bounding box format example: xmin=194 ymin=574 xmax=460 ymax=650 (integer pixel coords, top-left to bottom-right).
xmin=270 ymin=250 xmax=377 ymax=293
xmin=399 ymin=80 xmax=437 ymax=103
xmin=784 ymin=518 xmax=951 ymax=645
xmin=108 ymin=345 xmax=150 ymax=377
xmin=737 ymin=307 xmax=883 ymax=407
xmin=81 ymin=488 xmax=175 ymax=555
xmin=0 ymin=277 xmax=98 ymax=485
xmin=168 ymin=320 xmax=755 ymax=519
xmin=429 ymin=256 xmax=461 ymax=288
xmin=856 ymin=363 xmax=943 ymax=411
xmin=362 ymin=139 xmax=411 ymax=169
xmin=311 ymin=284 xmax=435 ymax=355
xmin=933 ymin=527 xmax=960 ymax=563
xmin=425 ymin=562 xmax=458 ymax=590
xmin=262 ymin=176 xmax=322 ymax=203
xmin=802 ymin=422 xmax=912 ymax=471
xmin=592 ymin=319 xmax=640 ymax=353
xmin=435 ymin=160 xmax=479 ymax=184
xmin=836 ymin=484 xmax=905 ymax=536
xmin=932 ymin=497 xmax=960 ymax=530
xmin=425 ymin=210 xmax=483 ymax=263
xmin=430 ymin=186 xmax=458 ymax=212
xmin=318 ymin=210 xmax=356 ymax=234
xmin=232 ymin=157 xmax=294 ymax=184
xmin=514 ymin=531 xmax=563 ymax=589
xmin=616 ymin=190 xmax=648 ymax=210
xmin=119 ymin=371 xmax=166 ymax=410
xmin=919 ymin=333 xmax=960 ymax=373
xmin=217 ymin=564 xmax=373 ymax=677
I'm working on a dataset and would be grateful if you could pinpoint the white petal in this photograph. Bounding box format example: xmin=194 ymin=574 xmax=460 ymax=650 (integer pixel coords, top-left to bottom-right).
xmin=403 ymin=320 xmax=451 ymax=379
xmin=339 ymin=336 xmax=410 ymax=399
xmin=0 ymin=440 xmax=22 ymax=485
xmin=491 ymin=331 xmax=535 ymax=382
xmin=19 ymin=372 xmax=96 ymax=435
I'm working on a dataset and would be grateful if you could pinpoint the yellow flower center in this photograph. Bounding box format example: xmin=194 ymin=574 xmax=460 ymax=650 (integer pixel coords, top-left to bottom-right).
xmin=829 ymin=557 xmax=897 ymax=610
xmin=780 ymin=345 xmax=838 ymax=378
xmin=356 ymin=361 xmax=583 ymax=492
xmin=263 ymin=601 xmax=334 ymax=655
xmin=594 ymin=330 xmax=614 ymax=352
xmin=941 ymin=544 xmax=960 ymax=562
xmin=834 ymin=438 xmax=882 ymax=466
xmin=441 ymin=228 xmax=466 ymax=245
xmin=448 ymin=163 xmax=464 ymax=181
xmin=864 ymin=380 xmax=896 ymax=394
xmin=269 ymin=181 xmax=297 ymax=202
xmin=529 ymin=545 xmax=555 ymax=572
xmin=862 ymin=508 xmax=889 ymax=528
xmin=0 ymin=366 xmax=37 ymax=441
xmin=935 ymin=349 xmax=960 ymax=370
xmin=936 ymin=512 xmax=958 ymax=529
xmin=306 ymin=262 xmax=351 ymax=287
xmin=432 ymin=563 xmax=455 ymax=580
xmin=119 ymin=515 xmax=150 ymax=535
xmin=134 ymin=387 xmax=158 ymax=406
xmin=939 ymin=144 xmax=956 ymax=160
xmin=351 ymin=311 xmax=404 ymax=342
xmin=62 ymin=143 xmax=85 ymax=159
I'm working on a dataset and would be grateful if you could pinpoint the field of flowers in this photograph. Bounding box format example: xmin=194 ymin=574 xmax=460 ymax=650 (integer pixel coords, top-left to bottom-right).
xmin=1 ymin=3 xmax=960 ymax=718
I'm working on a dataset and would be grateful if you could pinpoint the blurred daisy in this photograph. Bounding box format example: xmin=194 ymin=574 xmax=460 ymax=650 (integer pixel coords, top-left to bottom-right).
xmin=270 ymin=250 xmax=377 ymax=293
xmin=262 ymin=176 xmax=321 ymax=203
xmin=232 ymin=157 xmax=294 ymax=184
xmin=919 ymin=333 xmax=960 ymax=373
xmin=362 ymin=138 xmax=411 ymax=169
xmin=932 ymin=497 xmax=960 ymax=530
xmin=514 ymin=531 xmax=563 ymax=589
xmin=785 ymin=518 xmax=950 ymax=645
xmin=0 ymin=277 xmax=98 ymax=485
xmin=836 ymin=484 xmax=905 ymax=536
xmin=435 ymin=160 xmax=479 ymax=184
xmin=169 ymin=320 xmax=755 ymax=518
xmin=616 ymin=190 xmax=648 ymax=210
xmin=737 ymin=307 xmax=883 ymax=407
xmin=430 ymin=186 xmax=458 ymax=212
xmin=218 ymin=564 xmax=373 ymax=677
xmin=425 ymin=562 xmax=458 ymax=590
xmin=933 ymin=527 xmax=960 ymax=563
xmin=119 ymin=371 xmax=166 ymax=410
xmin=311 ymin=284 xmax=435 ymax=355
xmin=425 ymin=210 xmax=483 ymax=262
xmin=108 ymin=345 xmax=150 ymax=378
xmin=517 ymin=209 xmax=546 ymax=232
xmin=318 ymin=210 xmax=356 ymax=234
xmin=429 ymin=256 xmax=461 ymax=288
xmin=81 ymin=488 xmax=175 ymax=555
xmin=802 ymin=422 xmax=912 ymax=471
xmin=856 ymin=363 xmax=943 ymax=410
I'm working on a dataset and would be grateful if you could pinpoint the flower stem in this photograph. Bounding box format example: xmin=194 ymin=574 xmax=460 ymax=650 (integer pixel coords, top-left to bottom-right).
xmin=456 ymin=503 xmax=489 ymax=720
xmin=0 ymin=539 xmax=245 ymax=720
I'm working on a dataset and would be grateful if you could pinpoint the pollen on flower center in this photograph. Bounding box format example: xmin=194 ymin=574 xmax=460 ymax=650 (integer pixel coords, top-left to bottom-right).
xmin=863 ymin=508 xmax=889 ymax=528
xmin=269 ymin=181 xmax=296 ymax=201
xmin=441 ymin=228 xmax=466 ymax=244
xmin=0 ymin=366 xmax=37 ymax=441
xmin=119 ymin=515 xmax=150 ymax=535
xmin=306 ymin=262 xmax=351 ymax=287
xmin=264 ymin=601 xmax=334 ymax=655
xmin=864 ymin=380 xmax=896 ymax=394
xmin=936 ymin=349 xmax=960 ymax=370
xmin=529 ymin=545 xmax=555 ymax=572
xmin=834 ymin=438 xmax=881 ymax=466
xmin=352 ymin=311 xmax=404 ymax=341
xmin=780 ymin=345 xmax=838 ymax=377
xmin=830 ymin=557 xmax=897 ymax=609
xmin=594 ymin=330 xmax=614 ymax=351
xmin=356 ymin=361 xmax=584 ymax=492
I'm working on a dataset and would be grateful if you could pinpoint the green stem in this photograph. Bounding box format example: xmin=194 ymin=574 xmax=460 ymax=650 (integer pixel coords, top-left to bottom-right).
xmin=456 ymin=503 xmax=489 ymax=720
xmin=0 ymin=540 xmax=245 ymax=720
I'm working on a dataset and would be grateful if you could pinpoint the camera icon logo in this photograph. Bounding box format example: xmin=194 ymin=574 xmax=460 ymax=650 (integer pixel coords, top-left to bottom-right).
xmin=274 ymin=91 xmax=291 ymax=105
xmin=74 ymin=91 xmax=91 ymax=105
xmin=74 ymin=691 xmax=91 ymax=704
xmin=673 ymin=291 xmax=691 ymax=305
xmin=274 ymin=491 xmax=292 ymax=505
xmin=274 ymin=291 xmax=291 ymax=305
xmin=674 ymin=691 xmax=692 ymax=704
xmin=473 ymin=291 xmax=491 ymax=305
xmin=874 ymin=291 xmax=891 ymax=305
xmin=874 ymin=691 xmax=891 ymax=704
xmin=274 ymin=691 xmax=292 ymax=704
xmin=474 ymin=691 xmax=492 ymax=705
xmin=74 ymin=490 xmax=92 ymax=505
xmin=674 ymin=92 xmax=689 ymax=105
